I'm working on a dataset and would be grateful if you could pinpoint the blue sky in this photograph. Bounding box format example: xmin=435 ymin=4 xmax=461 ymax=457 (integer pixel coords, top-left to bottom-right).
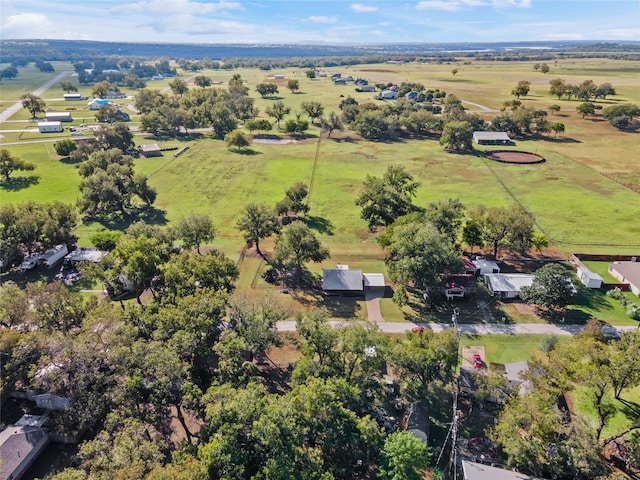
xmin=1 ymin=0 xmax=638 ymax=44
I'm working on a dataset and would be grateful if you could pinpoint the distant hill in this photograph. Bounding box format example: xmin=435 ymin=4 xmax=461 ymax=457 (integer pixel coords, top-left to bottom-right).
xmin=2 ymin=39 xmax=639 ymax=65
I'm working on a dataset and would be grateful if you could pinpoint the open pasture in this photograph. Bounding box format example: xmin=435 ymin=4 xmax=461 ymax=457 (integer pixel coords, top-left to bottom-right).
xmin=2 ymin=59 xmax=640 ymax=321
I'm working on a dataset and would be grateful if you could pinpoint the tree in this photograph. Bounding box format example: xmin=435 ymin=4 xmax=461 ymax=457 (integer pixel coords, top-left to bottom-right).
xmin=391 ymin=328 xmax=458 ymax=399
xmin=547 ymin=104 xmax=560 ymax=115
xmin=549 ymin=78 xmax=567 ymax=100
xmin=319 ymin=112 xmax=344 ymax=138
xmin=384 ymin=222 xmax=462 ymax=294
xmin=286 ymin=79 xmax=300 ymax=93
xmin=255 ymin=83 xmax=279 ymax=98
xmin=265 ymin=101 xmax=290 ymax=128
xmin=54 ymin=139 xmax=78 ymax=157
xmin=512 ymin=80 xmax=531 ymax=99
xmin=520 ymin=263 xmax=575 ymax=311
xmin=353 ymin=110 xmax=394 ymax=141
xmin=462 ymin=218 xmax=484 ymax=253
xmin=236 ymin=203 xmax=280 ymax=257
xmin=577 ymin=102 xmax=596 ymax=118
xmin=172 ymin=213 xmax=216 ymax=254
xmin=550 ymin=122 xmax=565 ymax=136
xmin=439 ymin=120 xmax=473 ymax=151
xmin=209 ymin=104 xmax=238 ymax=139
xmin=0 ymin=149 xmax=36 ymax=181
xmin=272 ymin=223 xmax=329 ymax=279
xmin=378 ymin=431 xmax=431 ymax=480
xmin=576 ymin=79 xmax=597 ymax=101
xmin=20 ymin=93 xmax=46 ymax=118
xmin=193 ymin=75 xmax=212 ymax=88
xmin=161 ymin=251 xmax=238 ymax=299
xmin=91 ymin=81 xmax=112 ymax=98
xmin=531 ymin=232 xmax=549 ymax=254
xmin=300 ymin=101 xmax=325 ymax=124
xmin=451 ymin=68 xmax=459 ymax=76
xmin=595 ymin=82 xmax=615 ymax=100
xmin=602 ymin=103 xmax=640 ymax=129
xmin=169 ymin=78 xmax=189 ymax=96
xmin=283 ymin=119 xmax=308 ymax=134
xmin=0 ymin=66 xmax=18 ymax=79
xmin=95 ymin=123 xmax=135 ymax=151
xmin=275 ymin=182 xmax=310 ymax=219
xmin=425 ymin=197 xmax=465 ymax=244
xmin=245 ymin=119 xmax=272 ymax=133
xmin=59 ymin=80 xmax=77 ymax=92
xmin=78 ymin=149 xmax=156 ymax=216
xmin=471 ymin=205 xmax=534 ymax=258
xmin=356 ymin=165 xmax=420 ymax=230
xmin=225 ymin=130 xmax=251 ymax=151
xmin=227 ymin=297 xmax=286 ymax=360
xmin=90 ymin=230 xmax=122 ymax=251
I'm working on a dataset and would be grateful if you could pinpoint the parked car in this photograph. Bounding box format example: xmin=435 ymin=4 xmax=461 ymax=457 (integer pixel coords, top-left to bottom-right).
xmin=473 ymin=354 xmax=483 ymax=368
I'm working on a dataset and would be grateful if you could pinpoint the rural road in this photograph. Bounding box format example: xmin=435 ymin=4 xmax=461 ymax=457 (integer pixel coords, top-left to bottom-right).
xmin=461 ymin=100 xmax=498 ymax=113
xmin=275 ymin=320 xmax=637 ymax=337
xmin=0 ymin=70 xmax=72 ymax=123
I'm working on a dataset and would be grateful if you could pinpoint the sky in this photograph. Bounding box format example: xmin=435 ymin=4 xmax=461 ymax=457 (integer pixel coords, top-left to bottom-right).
xmin=1 ymin=0 xmax=639 ymax=45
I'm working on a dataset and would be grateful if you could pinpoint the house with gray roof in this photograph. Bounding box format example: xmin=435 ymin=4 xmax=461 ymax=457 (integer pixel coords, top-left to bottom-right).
xmin=0 ymin=424 xmax=49 ymax=480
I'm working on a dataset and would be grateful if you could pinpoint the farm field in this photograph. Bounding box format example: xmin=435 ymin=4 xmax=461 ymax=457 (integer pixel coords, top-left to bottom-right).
xmin=1 ymin=58 xmax=639 ymax=325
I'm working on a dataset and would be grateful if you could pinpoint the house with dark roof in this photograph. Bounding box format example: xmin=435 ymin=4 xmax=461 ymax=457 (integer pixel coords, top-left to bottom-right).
xmin=609 ymin=261 xmax=640 ymax=296
xmin=405 ymin=401 xmax=429 ymax=444
xmin=0 ymin=424 xmax=49 ymax=480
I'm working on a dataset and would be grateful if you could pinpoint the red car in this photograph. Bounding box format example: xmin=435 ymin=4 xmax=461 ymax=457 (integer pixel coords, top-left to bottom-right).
xmin=473 ymin=354 xmax=483 ymax=368
xmin=411 ymin=325 xmax=425 ymax=333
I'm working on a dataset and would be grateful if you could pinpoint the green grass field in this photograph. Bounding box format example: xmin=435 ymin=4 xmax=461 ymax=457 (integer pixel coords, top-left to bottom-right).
xmin=2 ymin=58 xmax=639 ymax=324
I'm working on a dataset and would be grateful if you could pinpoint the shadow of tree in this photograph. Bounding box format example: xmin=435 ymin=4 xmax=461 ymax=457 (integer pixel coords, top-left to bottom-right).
xmin=59 ymin=156 xmax=83 ymax=165
xmin=306 ymin=215 xmax=335 ymax=236
xmin=232 ymin=147 xmax=262 ymax=155
xmin=88 ymin=205 xmax=168 ymax=231
xmin=1 ymin=175 xmax=39 ymax=191
xmin=544 ymin=137 xmax=582 ymax=144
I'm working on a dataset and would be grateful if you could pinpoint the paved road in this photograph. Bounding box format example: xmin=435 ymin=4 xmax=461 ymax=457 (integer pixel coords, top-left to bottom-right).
xmin=0 ymin=71 xmax=72 ymax=123
xmin=276 ymin=320 xmax=637 ymax=337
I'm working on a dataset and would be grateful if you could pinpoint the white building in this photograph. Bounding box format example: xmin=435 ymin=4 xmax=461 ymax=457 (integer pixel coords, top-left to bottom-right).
xmin=484 ymin=273 xmax=535 ymax=299
xmin=45 ymin=112 xmax=73 ymax=122
xmin=38 ymin=121 xmax=63 ymax=133
xmin=577 ymin=267 xmax=603 ymax=289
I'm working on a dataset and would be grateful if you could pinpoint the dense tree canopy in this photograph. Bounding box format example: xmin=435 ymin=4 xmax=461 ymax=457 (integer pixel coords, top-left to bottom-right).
xmin=0 ymin=148 xmax=36 ymax=181
xmin=355 ymin=165 xmax=420 ymax=230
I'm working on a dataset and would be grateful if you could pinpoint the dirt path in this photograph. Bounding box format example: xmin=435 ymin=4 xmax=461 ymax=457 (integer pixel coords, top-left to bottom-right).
xmin=461 ymin=100 xmax=498 ymax=113
xmin=364 ymin=287 xmax=385 ymax=322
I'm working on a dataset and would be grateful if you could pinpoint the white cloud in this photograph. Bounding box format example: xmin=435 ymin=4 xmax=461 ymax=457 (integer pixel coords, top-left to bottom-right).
xmin=351 ymin=3 xmax=378 ymax=13
xmin=1 ymin=13 xmax=54 ymax=38
xmin=538 ymin=32 xmax=585 ymax=41
xmin=416 ymin=1 xmax=464 ymax=11
xmin=595 ymin=28 xmax=640 ymax=39
xmin=416 ymin=0 xmax=530 ymax=10
xmin=112 ymin=0 xmax=243 ymax=15
xmin=307 ymin=15 xmax=338 ymax=24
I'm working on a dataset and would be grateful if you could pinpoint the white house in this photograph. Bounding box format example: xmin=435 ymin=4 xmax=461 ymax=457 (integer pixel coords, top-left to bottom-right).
xmin=380 ymin=89 xmax=398 ymax=100
xmin=88 ymin=98 xmax=110 ymax=110
xmin=577 ymin=267 xmax=603 ymax=289
xmin=473 ymin=258 xmax=501 ymax=276
xmin=38 ymin=121 xmax=63 ymax=133
xmin=45 ymin=111 xmax=73 ymax=122
xmin=473 ymin=131 xmax=511 ymax=145
xmin=484 ymin=273 xmax=535 ymax=299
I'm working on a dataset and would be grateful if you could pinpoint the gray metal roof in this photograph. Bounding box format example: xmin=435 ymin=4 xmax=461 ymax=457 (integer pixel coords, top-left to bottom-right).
xmin=462 ymin=460 xmax=542 ymax=480
xmin=322 ymin=269 xmax=363 ymax=291
xmin=484 ymin=274 xmax=534 ymax=294
xmin=363 ymin=273 xmax=385 ymax=287
xmin=473 ymin=131 xmax=511 ymax=141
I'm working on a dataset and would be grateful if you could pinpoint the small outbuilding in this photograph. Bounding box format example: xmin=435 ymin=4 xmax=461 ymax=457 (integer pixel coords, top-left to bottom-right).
xmin=139 ymin=143 xmax=162 ymax=157
xmin=484 ymin=273 xmax=535 ymax=299
xmin=64 ymin=93 xmax=85 ymax=101
xmin=45 ymin=112 xmax=72 ymax=122
xmin=356 ymin=85 xmax=376 ymax=93
xmin=577 ymin=267 xmax=603 ymax=289
xmin=38 ymin=121 xmax=63 ymax=133
xmin=363 ymin=273 xmax=385 ymax=288
xmin=473 ymin=131 xmax=511 ymax=145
